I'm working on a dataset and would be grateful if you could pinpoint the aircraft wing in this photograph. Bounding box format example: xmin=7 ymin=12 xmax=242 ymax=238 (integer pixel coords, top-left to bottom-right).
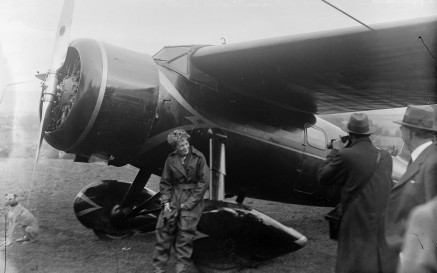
xmin=191 ymin=17 xmax=437 ymax=115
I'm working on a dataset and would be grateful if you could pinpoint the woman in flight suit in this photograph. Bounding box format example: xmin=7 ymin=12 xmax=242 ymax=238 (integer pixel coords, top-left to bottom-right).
xmin=152 ymin=129 xmax=209 ymax=273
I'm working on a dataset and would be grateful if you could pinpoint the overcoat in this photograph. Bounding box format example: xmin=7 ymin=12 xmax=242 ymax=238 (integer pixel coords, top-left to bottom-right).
xmin=385 ymin=144 xmax=437 ymax=252
xmin=159 ymin=146 xmax=210 ymax=219
xmin=318 ymin=138 xmax=398 ymax=273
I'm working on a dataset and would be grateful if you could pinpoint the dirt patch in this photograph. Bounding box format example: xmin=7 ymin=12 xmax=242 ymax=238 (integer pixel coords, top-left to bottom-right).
xmin=0 ymin=158 xmax=336 ymax=273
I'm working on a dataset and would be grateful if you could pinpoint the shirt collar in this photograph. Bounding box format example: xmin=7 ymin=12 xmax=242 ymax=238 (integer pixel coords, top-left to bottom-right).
xmin=411 ymin=141 xmax=432 ymax=162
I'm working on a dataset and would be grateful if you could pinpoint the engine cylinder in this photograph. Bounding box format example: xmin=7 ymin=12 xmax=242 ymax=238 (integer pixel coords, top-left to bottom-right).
xmin=44 ymin=39 xmax=159 ymax=164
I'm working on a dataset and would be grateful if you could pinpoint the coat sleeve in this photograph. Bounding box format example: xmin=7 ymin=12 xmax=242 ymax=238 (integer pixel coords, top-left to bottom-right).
xmin=184 ymin=154 xmax=210 ymax=210
xmin=159 ymin=157 xmax=173 ymax=206
xmin=424 ymin=157 xmax=437 ymax=201
xmin=318 ymin=149 xmax=346 ymax=186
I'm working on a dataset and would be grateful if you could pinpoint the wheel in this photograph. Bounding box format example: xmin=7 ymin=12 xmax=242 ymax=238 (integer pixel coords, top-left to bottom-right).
xmin=73 ymin=180 xmax=161 ymax=239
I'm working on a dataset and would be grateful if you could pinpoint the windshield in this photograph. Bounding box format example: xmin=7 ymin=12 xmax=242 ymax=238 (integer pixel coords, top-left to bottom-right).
xmin=153 ymin=46 xmax=191 ymax=61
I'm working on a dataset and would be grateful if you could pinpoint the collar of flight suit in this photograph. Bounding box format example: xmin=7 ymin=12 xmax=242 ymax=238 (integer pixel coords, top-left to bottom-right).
xmin=169 ymin=146 xmax=203 ymax=158
xmin=169 ymin=146 xmax=202 ymax=179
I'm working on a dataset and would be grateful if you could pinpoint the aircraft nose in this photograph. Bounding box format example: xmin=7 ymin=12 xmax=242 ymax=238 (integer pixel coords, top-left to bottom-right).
xmin=44 ymin=39 xmax=160 ymax=164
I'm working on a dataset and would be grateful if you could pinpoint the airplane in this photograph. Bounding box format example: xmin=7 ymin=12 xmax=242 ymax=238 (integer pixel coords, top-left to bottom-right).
xmin=33 ymin=0 xmax=436 ymax=271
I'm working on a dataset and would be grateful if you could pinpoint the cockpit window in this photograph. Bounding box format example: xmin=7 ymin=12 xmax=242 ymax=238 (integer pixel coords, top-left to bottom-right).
xmin=168 ymin=54 xmax=188 ymax=74
xmin=153 ymin=46 xmax=191 ymax=61
xmin=306 ymin=126 xmax=327 ymax=150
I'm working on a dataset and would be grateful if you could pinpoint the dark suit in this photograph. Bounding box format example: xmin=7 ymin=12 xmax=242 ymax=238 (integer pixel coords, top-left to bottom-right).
xmin=318 ymin=138 xmax=398 ymax=273
xmin=385 ymin=144 xmax=437 ymax=253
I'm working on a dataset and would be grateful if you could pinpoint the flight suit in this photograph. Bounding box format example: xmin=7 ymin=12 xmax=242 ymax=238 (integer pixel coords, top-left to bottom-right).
xmin=152 ymin=146 xmax=209 ymax=273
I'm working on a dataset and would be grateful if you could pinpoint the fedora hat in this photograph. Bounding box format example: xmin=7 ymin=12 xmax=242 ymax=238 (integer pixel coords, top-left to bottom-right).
xmin=394 ymin=105 xmax=435 ymax=131
xmin=342 ymin=113 xmax=375 ymax=135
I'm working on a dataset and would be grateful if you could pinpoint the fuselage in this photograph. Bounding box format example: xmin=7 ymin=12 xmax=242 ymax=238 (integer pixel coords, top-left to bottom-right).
xmin=42 ymin=39 xmax=351 ymax=207
xmin=135 ymin=64 xmax=345 ymax=205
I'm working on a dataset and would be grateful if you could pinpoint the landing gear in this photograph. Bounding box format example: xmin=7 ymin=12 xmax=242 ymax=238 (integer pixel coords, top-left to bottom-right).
xmin=109 ymin=169 xmax=154 ymax=229
xmin=73 ymin=179 xmax=161 ymax=239
xmin=208 ymin=128 xmax=227 ymax=201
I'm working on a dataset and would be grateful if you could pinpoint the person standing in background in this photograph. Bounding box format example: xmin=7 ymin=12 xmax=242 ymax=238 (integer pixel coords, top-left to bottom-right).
xmin=385 ymin=105 xmax=437 ymax=267
xmin=318 ymin=113 xmax=398 ymax=273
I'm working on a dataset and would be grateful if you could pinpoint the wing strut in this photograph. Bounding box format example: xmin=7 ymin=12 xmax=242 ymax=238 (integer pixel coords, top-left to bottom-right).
xmin=208 ymin=129 xmax=227 ymax=201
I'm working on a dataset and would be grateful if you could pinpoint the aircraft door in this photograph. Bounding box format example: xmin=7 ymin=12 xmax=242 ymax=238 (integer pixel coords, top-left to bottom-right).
xmin=293 ymin=125 xmax=328 ymax=194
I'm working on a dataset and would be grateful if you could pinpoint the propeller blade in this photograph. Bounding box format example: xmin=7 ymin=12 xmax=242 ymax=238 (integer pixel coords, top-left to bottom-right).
xmin=42 ymin=0 xmax=75 ymax=111
xmin=50 ymin=0 xmax=76 ymax=72
xmin=32 ymin=0 xmax=75 ymax=181
xmin=32 ymin=103 xmax=50 ymax=179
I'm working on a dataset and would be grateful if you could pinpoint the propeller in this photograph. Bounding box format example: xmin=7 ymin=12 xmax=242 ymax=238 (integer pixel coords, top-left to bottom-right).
xmin=32 ymin=0 xmax=75 ymax=180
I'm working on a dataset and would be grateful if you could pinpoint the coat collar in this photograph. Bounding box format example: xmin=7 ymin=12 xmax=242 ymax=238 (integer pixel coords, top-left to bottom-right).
xmin=169 ymin=146 xmax=202 ymax=178
xmin=410 ymin=141 xmax=432 ymax=162
xmin=349 ymin=137 xmax=371 ymax=147
xmin=394 ymin=145 xmax=436 ymax=189
xmin=169 ymin=146 xmax=202 ymax=158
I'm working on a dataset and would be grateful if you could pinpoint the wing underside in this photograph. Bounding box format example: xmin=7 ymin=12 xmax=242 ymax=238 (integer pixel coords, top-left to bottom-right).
xmin=191 ymin=17 xmax=437 ymax=114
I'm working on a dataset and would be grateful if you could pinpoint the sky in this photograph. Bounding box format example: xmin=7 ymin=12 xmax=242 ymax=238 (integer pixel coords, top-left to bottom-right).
xmin=1 ymin=0 xmax=436 ymax=114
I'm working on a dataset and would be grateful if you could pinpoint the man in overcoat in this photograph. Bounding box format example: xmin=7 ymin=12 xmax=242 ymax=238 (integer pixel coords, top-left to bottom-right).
xmin=152 ymin=129 xmax=210 ymax=273
xmin=318 ymin=113 xmax=398 ymax=273
xmin=385 ymin=105 xmax=437 ymax=265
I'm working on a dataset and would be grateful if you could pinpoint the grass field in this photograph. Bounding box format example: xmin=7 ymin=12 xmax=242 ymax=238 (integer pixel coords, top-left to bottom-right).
xmin=0 ymin=158 xmax=336 ymax=273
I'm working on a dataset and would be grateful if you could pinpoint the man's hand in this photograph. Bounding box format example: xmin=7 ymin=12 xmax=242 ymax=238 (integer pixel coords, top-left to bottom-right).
xmin=332 ymin=136 xmax=350 ymax=150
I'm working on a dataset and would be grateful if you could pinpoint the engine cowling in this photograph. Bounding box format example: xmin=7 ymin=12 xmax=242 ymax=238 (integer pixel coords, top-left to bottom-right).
xmin=44 ymin=39 xmax=159 ymax=165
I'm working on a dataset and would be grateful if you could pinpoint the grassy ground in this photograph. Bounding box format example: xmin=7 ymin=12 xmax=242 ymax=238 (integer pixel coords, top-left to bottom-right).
xmin=0 ymin=158 xmax=336 ymax=273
